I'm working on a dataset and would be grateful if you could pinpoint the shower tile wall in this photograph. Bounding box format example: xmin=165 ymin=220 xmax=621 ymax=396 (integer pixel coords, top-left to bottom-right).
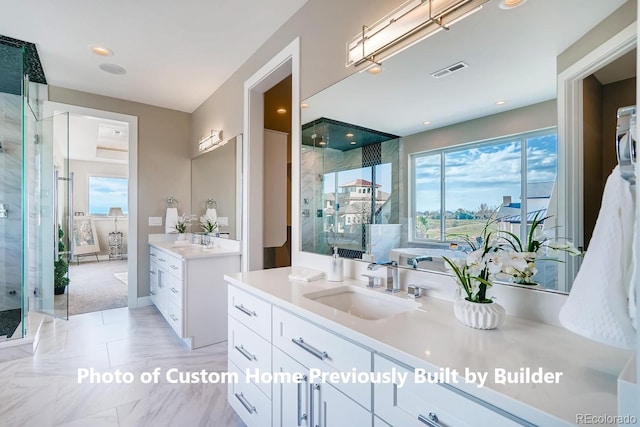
xmin=0 ymin=92 xmax=23 ymax=311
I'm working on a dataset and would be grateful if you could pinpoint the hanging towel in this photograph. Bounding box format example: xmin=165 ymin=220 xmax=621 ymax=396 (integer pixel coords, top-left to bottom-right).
xmin=205 ymin=208 xmax=218 ymax=224
xmin=559 ymin=166 xmax=636 ymax=348
xmin=165 ymin=208 xmax=179 ymax=234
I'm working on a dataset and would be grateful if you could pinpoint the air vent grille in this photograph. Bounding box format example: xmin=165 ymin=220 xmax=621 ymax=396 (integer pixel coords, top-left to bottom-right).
xmin=430 ymin=61 xmax=469 ymax=79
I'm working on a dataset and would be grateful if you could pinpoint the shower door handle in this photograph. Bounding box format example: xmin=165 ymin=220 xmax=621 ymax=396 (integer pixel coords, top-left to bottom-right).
xmin=68 ymin=172 xmax=74 ymax=261
xmin=54 ymin=169 xmax=59 ymax=260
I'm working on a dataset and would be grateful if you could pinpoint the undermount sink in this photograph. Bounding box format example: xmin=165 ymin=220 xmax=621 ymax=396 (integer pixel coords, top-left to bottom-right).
xmin=303 ymin=286 xmax=419 ymax=320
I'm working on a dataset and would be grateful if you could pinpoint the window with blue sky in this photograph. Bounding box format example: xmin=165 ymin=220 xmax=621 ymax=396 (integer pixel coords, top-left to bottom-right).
xmin=88 ymin=176 xmax=128 ymax=216
xmin=412 ymin=130 xmax=557 ymax=242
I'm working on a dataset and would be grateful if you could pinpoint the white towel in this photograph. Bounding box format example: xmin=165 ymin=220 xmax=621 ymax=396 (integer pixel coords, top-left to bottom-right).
xmin=559 ymin=166 xmax=636 ymax=348
xmin=205 ymin=208 xmax=218 ymax=224
xmin=288 ymin=267 xmax=325 ymax=282
xmin=165 ymin=208 xmax=178 ymax=234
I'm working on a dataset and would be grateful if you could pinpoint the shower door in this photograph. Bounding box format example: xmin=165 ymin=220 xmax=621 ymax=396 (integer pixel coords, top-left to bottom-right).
xmin=31 ymin=112 xmax=70 ymax=320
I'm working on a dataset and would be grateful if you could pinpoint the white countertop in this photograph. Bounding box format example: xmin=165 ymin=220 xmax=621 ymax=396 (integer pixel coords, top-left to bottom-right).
xmin=150 ymin=241 xmax=241 ymax=260
xmin=224 ymin=267 xmax=632 ymax=426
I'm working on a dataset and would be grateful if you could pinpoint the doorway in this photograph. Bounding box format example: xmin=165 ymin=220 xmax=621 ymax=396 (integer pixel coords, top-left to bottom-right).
xmin=242 ymin=38 xmax=300 ymax=272
xmin=44 ymin=101 xmax=139 ymax=312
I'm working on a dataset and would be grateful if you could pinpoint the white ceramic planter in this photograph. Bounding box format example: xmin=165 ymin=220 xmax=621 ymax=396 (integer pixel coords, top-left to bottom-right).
xmin=453 ymin=299 xmax=505 ymax=330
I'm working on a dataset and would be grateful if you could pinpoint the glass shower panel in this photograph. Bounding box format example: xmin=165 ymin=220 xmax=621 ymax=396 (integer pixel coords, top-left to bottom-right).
xmin=32 ymin=113 xmax=70 ymax=320
xmin=0 ymin=43 xmax=25 ymax=340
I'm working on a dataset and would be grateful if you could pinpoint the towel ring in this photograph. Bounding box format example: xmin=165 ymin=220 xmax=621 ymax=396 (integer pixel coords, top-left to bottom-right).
xmin=205 ymin=198 xmax=217 ymax=209
xmin=166 ymin=197 xmax=179 ymax=208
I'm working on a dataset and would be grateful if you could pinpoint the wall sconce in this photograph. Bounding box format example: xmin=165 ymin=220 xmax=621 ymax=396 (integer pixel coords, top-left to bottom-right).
xmin=346 ymin=0 xmax=488 ymax=68
xmin=198 ymin=129 xmax=223 ymax=153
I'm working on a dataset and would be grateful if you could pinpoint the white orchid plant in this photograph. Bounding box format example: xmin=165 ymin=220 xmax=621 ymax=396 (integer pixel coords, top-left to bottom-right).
xmin=175 ymin=214 xmax=195 ymax=233
xmin=444 ymin=212 xmax=582 ymax=297
xmin=200 ymin=216 xmax=218 ymax=234
xmin=499 ymin=211 xmax=581 ymax=284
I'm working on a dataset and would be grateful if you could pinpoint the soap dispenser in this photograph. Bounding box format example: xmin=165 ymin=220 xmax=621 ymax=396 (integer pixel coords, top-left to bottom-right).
xmin=328 ymin=247 xmax=344 ymax=282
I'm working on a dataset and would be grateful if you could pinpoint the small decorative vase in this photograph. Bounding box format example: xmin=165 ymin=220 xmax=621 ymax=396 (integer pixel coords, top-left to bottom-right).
xmin=453 ymin=299 xmax=505 ymax=330
xmin=177 ymin=233 xmax=186 ymax=241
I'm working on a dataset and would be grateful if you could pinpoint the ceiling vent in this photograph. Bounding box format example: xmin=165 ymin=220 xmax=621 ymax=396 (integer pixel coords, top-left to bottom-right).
xmin=430 ymin=61 xmax=469 ymax=79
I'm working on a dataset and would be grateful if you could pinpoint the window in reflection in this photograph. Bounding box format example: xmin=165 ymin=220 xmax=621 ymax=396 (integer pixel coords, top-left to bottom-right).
xmin=412 ymin=129 xmax=557 ymax=244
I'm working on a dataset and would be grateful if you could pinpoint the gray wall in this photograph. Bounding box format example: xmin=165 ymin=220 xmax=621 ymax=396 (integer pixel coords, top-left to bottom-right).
xmin=49 ymin=86 xmax=191 ymax=299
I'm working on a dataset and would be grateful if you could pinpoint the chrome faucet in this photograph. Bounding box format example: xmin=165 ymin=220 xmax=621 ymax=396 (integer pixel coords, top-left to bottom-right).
xmin=411 ymin=255 xmax=433 ymax=269
xmin=367 ymin=261 xmax=400 ymax=293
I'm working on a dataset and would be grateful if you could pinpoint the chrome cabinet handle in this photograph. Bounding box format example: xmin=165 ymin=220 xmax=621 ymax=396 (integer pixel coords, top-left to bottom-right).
xmin=234 ymin=344 xmax=256 ymax=361
xmin=292 ymin=337 xmax=328 ymax=360
xmin=309 ymin=383 xmax=320 ymax=427
xmin=418 ymin=412 xmax=441 ymax=427
xmin=150 ymin=253 xmax=156 ymax=257
xmin=150 ymin=270 xmax=156 ymax=275
xmin=234 ymin=392 xmax=256 ymax=414
xmin=158 ymin=257 xmax=166 ymax=262
xmin=170 ymin=265 xmax=178 ymax=270
xmin=150 ymin=290 xmax=156 ymax=296
xmin=169 ymin=314 xmax=178 ymax=322
xmin=297 ymin=375 xmax=308 ymax=426
xmin=170 ymin=287 xmax=178 ymax=294
xmin=234 ymin=304 xmax=256 ymax=317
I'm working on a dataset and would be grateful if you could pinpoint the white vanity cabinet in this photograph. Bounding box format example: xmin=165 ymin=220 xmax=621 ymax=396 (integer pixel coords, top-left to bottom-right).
xmin=149 ymin=243 xmax=240 ymax=349
xmin=374 ymin=355 xmax=529 ymax=427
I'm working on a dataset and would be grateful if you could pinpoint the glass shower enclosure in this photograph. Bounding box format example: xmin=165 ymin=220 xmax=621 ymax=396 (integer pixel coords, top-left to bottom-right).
xmin=0 ymin=40 xmax=70 ymax=344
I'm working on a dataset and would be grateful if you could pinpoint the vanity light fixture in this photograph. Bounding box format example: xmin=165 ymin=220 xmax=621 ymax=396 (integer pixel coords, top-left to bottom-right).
xmin=276 ymin=108 xmax=287 ymax=114
xmin=90 ymin=45 xmax=114 ymax=56
xmin=198 ymin=129 xmax=223 ymax=153
xmin=346 ymin=0 xmax=488 ymax=68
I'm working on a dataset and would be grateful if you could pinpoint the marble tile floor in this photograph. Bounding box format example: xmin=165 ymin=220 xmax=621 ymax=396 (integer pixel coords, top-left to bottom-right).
xmin=0 ymin=306 xmax=244 ymax=427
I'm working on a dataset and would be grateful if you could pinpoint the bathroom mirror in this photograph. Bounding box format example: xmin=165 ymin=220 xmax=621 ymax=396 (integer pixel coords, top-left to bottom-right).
xmin=300 ymin=0 xmax=633 ymax=293
xmin=191 ymin=134 xmax=243 ymax=240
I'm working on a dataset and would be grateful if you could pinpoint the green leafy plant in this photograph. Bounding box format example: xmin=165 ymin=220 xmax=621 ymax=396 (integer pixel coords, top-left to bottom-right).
xmin=54 ymin=225 xmax=70 ymax=290
xmin=200 ymin=217 xmax=218 ymax=233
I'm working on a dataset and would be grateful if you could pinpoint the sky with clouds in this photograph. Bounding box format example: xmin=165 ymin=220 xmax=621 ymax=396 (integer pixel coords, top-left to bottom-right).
xmin=89 ymin=177 xmax=128 ymax=215
xmin=415 ymin=133 xmax=557 ymax=213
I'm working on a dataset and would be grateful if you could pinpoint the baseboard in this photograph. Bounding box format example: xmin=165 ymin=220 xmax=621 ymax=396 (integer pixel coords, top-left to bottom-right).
xmin=136 ymin=296 xmax=152 ymax=307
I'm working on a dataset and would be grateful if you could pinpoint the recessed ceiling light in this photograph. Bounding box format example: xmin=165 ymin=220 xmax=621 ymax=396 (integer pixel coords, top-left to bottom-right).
xmin=99 ymin=63 xmax=127 ymax=75
xmin=91 ymin=45 xmax=114 ymax=57
xmin=350 ymin=141 xmax=357 ymax=145
xmin=499 ymin=0 xmax=527 ymax=9
xmin=300 ymin=103 xmax=309 ymax=108
xmin=423 ymin=121 xmax=432 ymax=125
xmin=368 ymin=65 xmax=383 ymax=75
xmin=276 ymin=108 xmax=287 ymax=114
xmin=346 ymin=133 xmax=354 ymax=138
xmin=495 ymin=100 xmax=506 ymax=106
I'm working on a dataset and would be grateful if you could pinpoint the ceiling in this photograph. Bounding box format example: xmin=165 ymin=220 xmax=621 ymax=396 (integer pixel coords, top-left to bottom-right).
xmin=0 ymin=0 xmax=308 ymax=112
xmin=68 ymin=114 xmax=129 ymax=164
xmin=301 ymin=0 xmax=631 ymax=137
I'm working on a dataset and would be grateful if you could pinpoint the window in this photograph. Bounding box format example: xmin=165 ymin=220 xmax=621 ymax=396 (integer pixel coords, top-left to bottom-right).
xmin=88 ymin=176 xmax=129 ymax=216
xmin=411 ymin=129 xmax=557 ymax=243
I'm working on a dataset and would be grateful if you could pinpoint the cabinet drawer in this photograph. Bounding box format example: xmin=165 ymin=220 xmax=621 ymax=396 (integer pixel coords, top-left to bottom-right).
xmin=272 ymin=306 xmax=372 ymax=411
xmin=166 ymin=301 xmax=183 ymax=337
xmin=155 ymin=251 xmax=183 ymax=279
xmin=374 ymin=355 xmax=525 ymax=427
xmin=228 ymin=285 xmax=272 ymax=340
xmin=228 ymin=316 xmax=272 ymax=398
xmin=164 ymin=272 xmax=183 ymax=309
xmin=228 ymin=361 xmax=271 ymax=427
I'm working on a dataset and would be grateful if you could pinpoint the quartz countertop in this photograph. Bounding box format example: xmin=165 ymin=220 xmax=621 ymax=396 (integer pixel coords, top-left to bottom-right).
xmin=224 ymin=267 xmax=632 ymax=426
xmin=150 ymin=241 xmax=241 ymax=260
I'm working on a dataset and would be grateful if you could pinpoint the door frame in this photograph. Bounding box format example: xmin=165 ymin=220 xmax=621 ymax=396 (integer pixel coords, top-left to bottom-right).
xmin=556 ymin=22 xmax=636 ymax=292
xmin=242 ymin=38 xmax=300 ymax=271
xmin=43 ymin=101 xmax=139 ymax=308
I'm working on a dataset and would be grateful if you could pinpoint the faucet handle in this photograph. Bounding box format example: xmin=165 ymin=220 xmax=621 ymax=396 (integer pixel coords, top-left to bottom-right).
xmin=361 ymin=274 xmax=383 ymax=288
xmin=407 ymin=284 xmax=429 ymax=299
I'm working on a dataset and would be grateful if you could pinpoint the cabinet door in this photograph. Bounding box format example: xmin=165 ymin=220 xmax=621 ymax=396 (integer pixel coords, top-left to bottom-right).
xmin=273 ymin=347 xmax=309 ymax=427
xmin=314 ymin=381 xmax=372 ymax=427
